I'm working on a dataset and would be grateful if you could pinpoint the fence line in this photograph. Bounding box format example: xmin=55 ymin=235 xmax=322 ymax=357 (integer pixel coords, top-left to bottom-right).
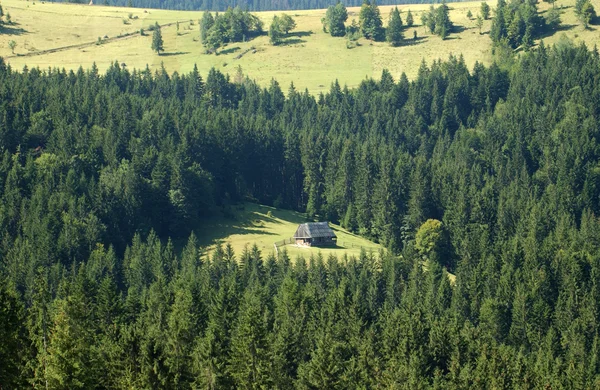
xmin=274 ymin=238 xmax=371 ymax=252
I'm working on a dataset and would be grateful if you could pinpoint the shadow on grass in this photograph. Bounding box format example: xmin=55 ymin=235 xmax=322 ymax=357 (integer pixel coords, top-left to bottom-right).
xmin=277 ymin=38 xmax=306 ymax=46
xmin=402 ymin=36 xmax=428 ymax=46
xmin=289 ymin=30 xmax=313 ymax=38
xmin=160 ymin=51 xmax=191 ymax=56
xmin=193 ymin=202 xmax=309 ymax=248
xmin=452 ymin=24 xmax=470 ymax=34
xmin=536 ymin=23 xmax=577 ymax=39
xmin=220 ymin=46 xmax=241 ymax=55
xmin=0 ymin=25 xmax=28 ymax=36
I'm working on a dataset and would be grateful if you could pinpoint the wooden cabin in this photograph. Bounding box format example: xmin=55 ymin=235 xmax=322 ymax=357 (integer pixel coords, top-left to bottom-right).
xmin=294 ymin=222 xmax=337 ymax=247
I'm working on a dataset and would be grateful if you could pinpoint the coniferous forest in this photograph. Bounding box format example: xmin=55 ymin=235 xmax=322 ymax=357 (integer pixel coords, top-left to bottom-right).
xmin=76 ymin=0 xmax=439 ymax=12
xmin=2 ymin=41 xmax=600 ymax=388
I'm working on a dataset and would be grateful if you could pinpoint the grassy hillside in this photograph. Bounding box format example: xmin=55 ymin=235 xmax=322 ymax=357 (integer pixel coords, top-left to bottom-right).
xmin=0 ymin=0 xmax=597 ymax=93
xmin=194 ymin=203 xmax=381 ymax=260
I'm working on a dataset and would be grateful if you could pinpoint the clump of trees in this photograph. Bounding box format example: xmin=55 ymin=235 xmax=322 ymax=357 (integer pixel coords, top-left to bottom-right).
xmin=322 ymin=2 xmax=348 ymax=37
xmin=269 ymin=14 xmax=296 ymax=45
xmin=359 ymin=0 xmax=384 ymax=41
xmin=200 ymin=7 xmax=263 ymax=54
xmin=322 ymin=2 xmax=413 ymax=46
xmin=490 ymin=0 xmax=553 ymax=50
xmin=422 ymin=2 xmax=453 ymax=39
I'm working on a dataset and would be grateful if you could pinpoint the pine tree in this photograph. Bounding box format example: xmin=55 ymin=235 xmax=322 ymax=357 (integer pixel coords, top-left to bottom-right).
xmin=151 ymin=22 xmax=164 ymax=54
xmin=386 ymin=7 xmax=404 ymax=46
xmin=200 ymin=11 xmax=215 ymax=43
xmin=228 ymin=287 xmax=271 ymax=388
xmin=406 ymin=9 xmax=414 ymax=27
xmin=0 ymin=283 xmax=26 ymax=388
xmin=481 ymin=1 xmax=491 ymax=19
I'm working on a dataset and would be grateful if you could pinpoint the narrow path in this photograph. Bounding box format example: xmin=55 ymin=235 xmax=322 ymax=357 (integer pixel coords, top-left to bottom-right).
xmin=4 ymin=21 xmax=184 ymax=60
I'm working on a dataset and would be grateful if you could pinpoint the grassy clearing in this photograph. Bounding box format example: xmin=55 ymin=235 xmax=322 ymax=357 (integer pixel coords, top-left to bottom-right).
xmin=0 ymin=0 xmax=597 ymax=93
xmin=194 ymin=202 xmax=381 ymax=260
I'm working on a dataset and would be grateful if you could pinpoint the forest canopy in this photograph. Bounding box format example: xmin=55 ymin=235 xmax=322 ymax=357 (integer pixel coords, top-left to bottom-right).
xmin=2 ymin=40 xmax=600 ymax=387
xmin=67 ymin=0 xmax=455 ymax=12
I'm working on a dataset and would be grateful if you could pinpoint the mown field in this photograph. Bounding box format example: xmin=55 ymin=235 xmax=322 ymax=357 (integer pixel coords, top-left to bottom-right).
xmin=0 ymin=0 xmax=597 ymax=93
xmin=193 ymin=202 xmax=381 ymax=260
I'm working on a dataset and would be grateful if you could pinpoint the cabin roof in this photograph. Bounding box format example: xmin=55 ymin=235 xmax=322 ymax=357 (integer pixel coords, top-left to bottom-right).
xmin=294 ymin=222 xmax=336 ymax=239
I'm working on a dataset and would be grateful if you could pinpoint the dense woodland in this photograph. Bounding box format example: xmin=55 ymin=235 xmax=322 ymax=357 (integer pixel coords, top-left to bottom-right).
xmin=2 ymin=40 xmax=600 ymax=388
xmin=65 ymin=0 xmax=452 ymax=12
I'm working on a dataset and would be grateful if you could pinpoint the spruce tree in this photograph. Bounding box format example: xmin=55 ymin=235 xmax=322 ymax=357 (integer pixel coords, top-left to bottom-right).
xmin=386 ymin=7 xmax=404 ymax=46
xmin=151 ymin=22 xmax=164 ymax=54
xmin=406 ymin=9 xmax=414 ymax=27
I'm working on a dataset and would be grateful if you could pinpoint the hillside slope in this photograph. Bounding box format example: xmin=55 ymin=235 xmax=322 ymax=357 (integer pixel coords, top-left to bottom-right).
xmin=0 ymin=0 xmax=598 ymax=92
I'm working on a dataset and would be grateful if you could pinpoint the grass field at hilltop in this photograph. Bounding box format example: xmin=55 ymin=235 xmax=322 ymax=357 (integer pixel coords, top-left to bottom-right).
xmin=0 ymin=0 xmax=598 ymax=93
xmin=193 ymin=203 xmax=381 ymax=260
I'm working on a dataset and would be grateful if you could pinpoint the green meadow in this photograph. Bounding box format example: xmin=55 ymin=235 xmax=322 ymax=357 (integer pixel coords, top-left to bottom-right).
xmin=194 ymin=202 xmax=381 ymax=260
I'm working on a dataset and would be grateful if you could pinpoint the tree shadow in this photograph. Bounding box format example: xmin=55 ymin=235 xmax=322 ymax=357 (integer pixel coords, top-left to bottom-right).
xmin=288 ymin=30 xmax=313 ymax=38
xmin=536 ymin=23 xmax=577 ymax=39
xmin=452 ymin=24 xmax=469 ymax=33
xmin=0 ymin=25 xmax=28 ymax=36
xmin=160 ymin=51 xmax=191 ymax=56
xmin=220 ymin=46 xmax=241 ymax=55
xmin=402 ymin=36 xmax=428 ymax=46
xmin=277 ymin=38 xmax=306 ymax=46
xmin=193 ymin=202 xmax=309 ymax=249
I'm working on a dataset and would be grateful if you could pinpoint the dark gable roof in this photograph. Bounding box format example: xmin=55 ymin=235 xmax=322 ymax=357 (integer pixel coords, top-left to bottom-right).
xmin=294 ymin=222 xmax=337 ymax=239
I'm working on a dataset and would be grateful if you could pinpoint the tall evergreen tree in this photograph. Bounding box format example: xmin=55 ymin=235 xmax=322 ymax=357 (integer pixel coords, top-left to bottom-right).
xmin=151 ymin=22 xmax=164 ymax=54
xmin=386 ymin=7 xmax=404 ymax=46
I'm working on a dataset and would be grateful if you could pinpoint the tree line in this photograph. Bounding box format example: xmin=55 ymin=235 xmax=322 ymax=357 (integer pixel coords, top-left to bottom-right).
xmin=2 ymin=40 xmax=600 ymax=387
xmin=64 ymin=0 xmax=462 ymax=12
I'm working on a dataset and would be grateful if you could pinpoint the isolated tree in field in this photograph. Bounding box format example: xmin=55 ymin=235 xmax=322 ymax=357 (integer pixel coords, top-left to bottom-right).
xmin=269 ymin=14 xmax=296 ymax=45
xmin=386 ymin=7 xmax=403 ymax=46
xmin=437 ymin=2 xmax=452 ymax=39
xmin=406 ymin=9 xmax=414 ymax=27
xmin=476 ymin=14 xmax=484 ymax=33
xmin=481 ymin=2 xmax=490 ymax=19
xmin=8 ymin=40 xmax=16 ymax=54
xmin=151 ymin=23 xmax=164 ymax=54
xmin=269 ymin=16 xmax=284 ymax=45
xmin=279 ymin=13 xmax=296 ymax=34
xmin=200 ymin=11 xmax=215 ymax=44
xmin=359 ymin=0 xmax=384 ymax=41
xmin=322 ymin=2 xmax=348 ymax=37
xmin=467 ymin=10 xmax=473 ymax=19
